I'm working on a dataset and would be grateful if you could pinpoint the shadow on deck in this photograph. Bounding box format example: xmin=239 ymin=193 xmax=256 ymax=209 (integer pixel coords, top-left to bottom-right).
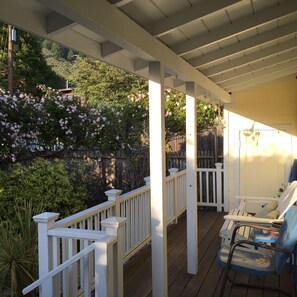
xmin=124 ymin=209 xmax=297 ymax=297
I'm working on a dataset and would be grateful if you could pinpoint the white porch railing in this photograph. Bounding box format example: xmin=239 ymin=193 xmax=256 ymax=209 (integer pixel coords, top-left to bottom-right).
xmin=22 ymin=164 xmax=223 ymax=296
xmin=197 ymin=163 xmax=224 ymax=211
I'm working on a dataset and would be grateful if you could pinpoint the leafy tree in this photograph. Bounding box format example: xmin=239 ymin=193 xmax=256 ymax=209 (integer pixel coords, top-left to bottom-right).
xmin=164 ymin=88 xmax=223 ymax=142
xmin=69 ymin=56 xmax=148 ymax=106
xmin=0 ymin=23 xmax=64 ymax=94
xmin=70 ymin=56 xmax=223 ymax=146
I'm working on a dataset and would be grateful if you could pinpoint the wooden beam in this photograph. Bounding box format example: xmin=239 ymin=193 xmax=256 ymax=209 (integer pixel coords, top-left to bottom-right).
xmin=46 ymin=12 xmax=75 ymax=35
xmin=101 ymin=41 xmax=123 ymax=57
xmin=172 ymin=0 xmax=297 ymax=56
xmin=190 ymin=20 xmax=297 ymax=67
xmin=37 ymin=0 xmax=231 ymax=102
xmin=147 ymin=0 xmax=241 ymax=37
xmin=212 ymin=49 xmax=297 ymax=83
xmin=220 ymin=59 xmax=297 ymax=89
xmin=203 ymin=38 xmax=297 ymax=77
xmin=108 ymin=0 xmax=134 ymax=7
xmin=225 ymin=67 xmax=297 ymax=92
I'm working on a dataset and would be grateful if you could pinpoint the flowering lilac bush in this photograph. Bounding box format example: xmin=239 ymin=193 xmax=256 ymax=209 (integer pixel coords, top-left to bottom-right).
xmin=0 ymin=87 xmax=149 ymax=164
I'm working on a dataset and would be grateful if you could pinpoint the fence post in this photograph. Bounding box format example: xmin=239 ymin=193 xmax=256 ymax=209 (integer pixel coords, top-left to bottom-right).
xmin=144 ymin=176 xmax=150 ymax=186
xmin=168 ymin=168 xmax=179 ymax=223
xmin=215 ymin=163 xmax=223 ymax=212
xmin=105 ymin=189 xmax=122 ymax=216
xmin=33 ymin=212 xmax=60 ymax=297
xmin=101 ymin=217 xmax=127 ymax=297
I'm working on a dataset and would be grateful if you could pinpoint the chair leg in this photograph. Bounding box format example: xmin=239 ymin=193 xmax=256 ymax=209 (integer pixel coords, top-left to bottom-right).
xmin=219 ymin=269 xmax=230 ymax=297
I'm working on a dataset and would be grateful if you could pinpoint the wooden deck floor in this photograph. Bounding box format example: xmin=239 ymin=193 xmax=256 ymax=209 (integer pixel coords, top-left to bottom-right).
xmin=123 ymin=209 xmax=297 ymax=297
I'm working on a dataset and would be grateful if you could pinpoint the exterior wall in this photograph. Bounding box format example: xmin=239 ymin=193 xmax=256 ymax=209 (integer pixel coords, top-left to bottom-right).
xmin=224 ymin=76 xmax=297 ymax=210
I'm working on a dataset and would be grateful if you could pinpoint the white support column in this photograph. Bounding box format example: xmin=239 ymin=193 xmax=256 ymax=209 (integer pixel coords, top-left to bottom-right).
xmin=223 ymin=109 xmax=229 ymax=211
xmin=186 ymin=82 xmax=198 ymax=274
xmin=149 ymin=61 xmax=168 ymax=297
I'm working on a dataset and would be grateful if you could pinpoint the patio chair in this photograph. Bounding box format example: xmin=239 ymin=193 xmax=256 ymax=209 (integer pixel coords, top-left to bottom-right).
xmin=220 ymin=181 xmax=297 ymax=246
xmin=217 ymin=205 xmax=297 ymax=297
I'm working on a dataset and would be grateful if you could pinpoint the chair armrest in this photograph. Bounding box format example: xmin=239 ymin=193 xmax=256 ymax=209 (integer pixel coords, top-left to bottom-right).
xmin=226 ymin=239 xmax=292 ymax=268
xmin=230 ymin=222 xmax=280 ymax=244
xmin=232 ymin=240 xmax=291 ymax=256
xmin=235 ymin=195 xmax=278 ymax=202
xmin=223 ymin=214 xmax=277 ymax=224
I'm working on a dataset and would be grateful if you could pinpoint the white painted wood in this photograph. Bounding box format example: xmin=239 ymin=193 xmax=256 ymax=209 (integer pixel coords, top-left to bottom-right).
xmin=219 ymin=59 xmax=297 ymax=88
xmin=147 ymin=0 xmax=241 ymax=37
xmin=213 ymin=50 xmax=297 ymax=83
xmin=216 ymin=163 xmax=223 ymax=212
xmin=36 ymin=0 xmax=230 ymax=102
xmin=101 ymin=217 xmax=126 ymax=297
xmin=23 ymin=243 xmax=96 ymax=296
xmin=204 ymin=38 xmax=297 ymax=77
xmin=226 ymin=67 xmax=297 ymax=92
xmin=101 ymin=41 xmax=123 ymax=57
xmin=223 ymin=109 xmax=229 ymax=212
xmin=173 ymin=0 xmax=297 ymax=56
xmin=149 ymin=61 xmax=168 ymax=297
xmin=33 ymin=212 xmax=59 ymax=297
xmin=46 ymin=11 xmax=75 ymax=35
xmin=186 ymin=82 xmax=198 ymax=274
xmin=94 ymin=241 xmax=113 ymax=297
xmin=190 ymin=20 xmax=297 ymax=67
xmin=105 ymin=189 xmax=122 ymax=216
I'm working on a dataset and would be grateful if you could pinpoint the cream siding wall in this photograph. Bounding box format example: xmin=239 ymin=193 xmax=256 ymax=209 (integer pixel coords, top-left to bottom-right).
xmin=224 ymin=76 xmax=297 ymax=210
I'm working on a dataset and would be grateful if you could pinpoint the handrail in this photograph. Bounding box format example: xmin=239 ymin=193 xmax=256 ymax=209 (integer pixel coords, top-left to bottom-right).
xmin=28 ymin=166 xmax=224 ymax=297
xmin=23 ymin=243 xmax=95 ymax=295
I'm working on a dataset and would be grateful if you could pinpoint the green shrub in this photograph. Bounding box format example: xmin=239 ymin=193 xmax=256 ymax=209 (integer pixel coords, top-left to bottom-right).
xmin=0 ymin=158 xmax=86 ymax=222
xmin=0 ymin=201 xmax=41 ymax=297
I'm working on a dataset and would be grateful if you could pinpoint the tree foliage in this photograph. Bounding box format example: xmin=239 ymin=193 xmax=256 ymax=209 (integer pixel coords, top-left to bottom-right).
xmin=0 ymin=158 xmax=87 ymax=222
xmin=0 ymin=23 xmax=64 ymax=94
xmin=70 ymin=56 xmax=148 ymax=106
xmin=0 ymin=87 xmax=149 ymax=163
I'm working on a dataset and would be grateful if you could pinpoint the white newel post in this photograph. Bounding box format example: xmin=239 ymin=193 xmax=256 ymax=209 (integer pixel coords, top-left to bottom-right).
xmin=168 ymin=168 xmax=179 ymax=222
xmin=215 ymin=163 xmax=223 ymax=212
xmin=144 ymin=176 xmax=150 ymax=186
xmin=105 ymin=189 xmax=122 ymax=217
xmin=101 ymin=217 xmax=126 ymax=297
xmin=33 ymin=212 xmax=60 ymax=297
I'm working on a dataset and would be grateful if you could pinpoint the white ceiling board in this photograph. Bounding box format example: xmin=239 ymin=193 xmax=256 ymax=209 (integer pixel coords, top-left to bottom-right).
xmin=219 ymin=59 xmax=297 ymax=89
xmin=212 ymin=49 xmax=297 ymax=83
xmin=225 ymin=69 xmax=297 ymax=93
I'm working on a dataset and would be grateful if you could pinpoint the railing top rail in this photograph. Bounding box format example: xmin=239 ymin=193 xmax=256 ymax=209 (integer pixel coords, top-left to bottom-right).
xmin=55 ymin=200 xmax=115 ymax=228
xmin=119 ymin=185 xmax=150 ymax=202
xmin=197 ymin=168 xmax=219 ymax=172
xmin=48 ymin=228 xmax=108 ymax=241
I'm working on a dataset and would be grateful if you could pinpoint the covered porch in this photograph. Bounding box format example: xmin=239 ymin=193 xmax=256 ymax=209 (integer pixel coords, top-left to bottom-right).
xmin=124 ymin=208 xmax=297 ymax=297
xmin=1 ymin=0 xmax=297 ymax=296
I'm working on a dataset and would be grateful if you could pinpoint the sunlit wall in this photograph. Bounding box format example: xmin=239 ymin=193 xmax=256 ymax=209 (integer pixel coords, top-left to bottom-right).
xmin=224 ymin=76 xmax=297 ymax=209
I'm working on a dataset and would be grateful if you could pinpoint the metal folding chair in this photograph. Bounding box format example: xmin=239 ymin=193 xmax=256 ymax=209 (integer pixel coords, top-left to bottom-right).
xmin=217 ymin=206 xmax=297 ymax=297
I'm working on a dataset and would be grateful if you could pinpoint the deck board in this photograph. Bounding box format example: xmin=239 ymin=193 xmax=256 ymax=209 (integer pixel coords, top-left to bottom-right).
xmin=123 ymin=209 xmax=297 ymax=297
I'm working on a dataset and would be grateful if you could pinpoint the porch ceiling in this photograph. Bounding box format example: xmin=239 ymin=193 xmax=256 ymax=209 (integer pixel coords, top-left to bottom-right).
xmin=1 ymin=0 xmax=297 ymax=103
